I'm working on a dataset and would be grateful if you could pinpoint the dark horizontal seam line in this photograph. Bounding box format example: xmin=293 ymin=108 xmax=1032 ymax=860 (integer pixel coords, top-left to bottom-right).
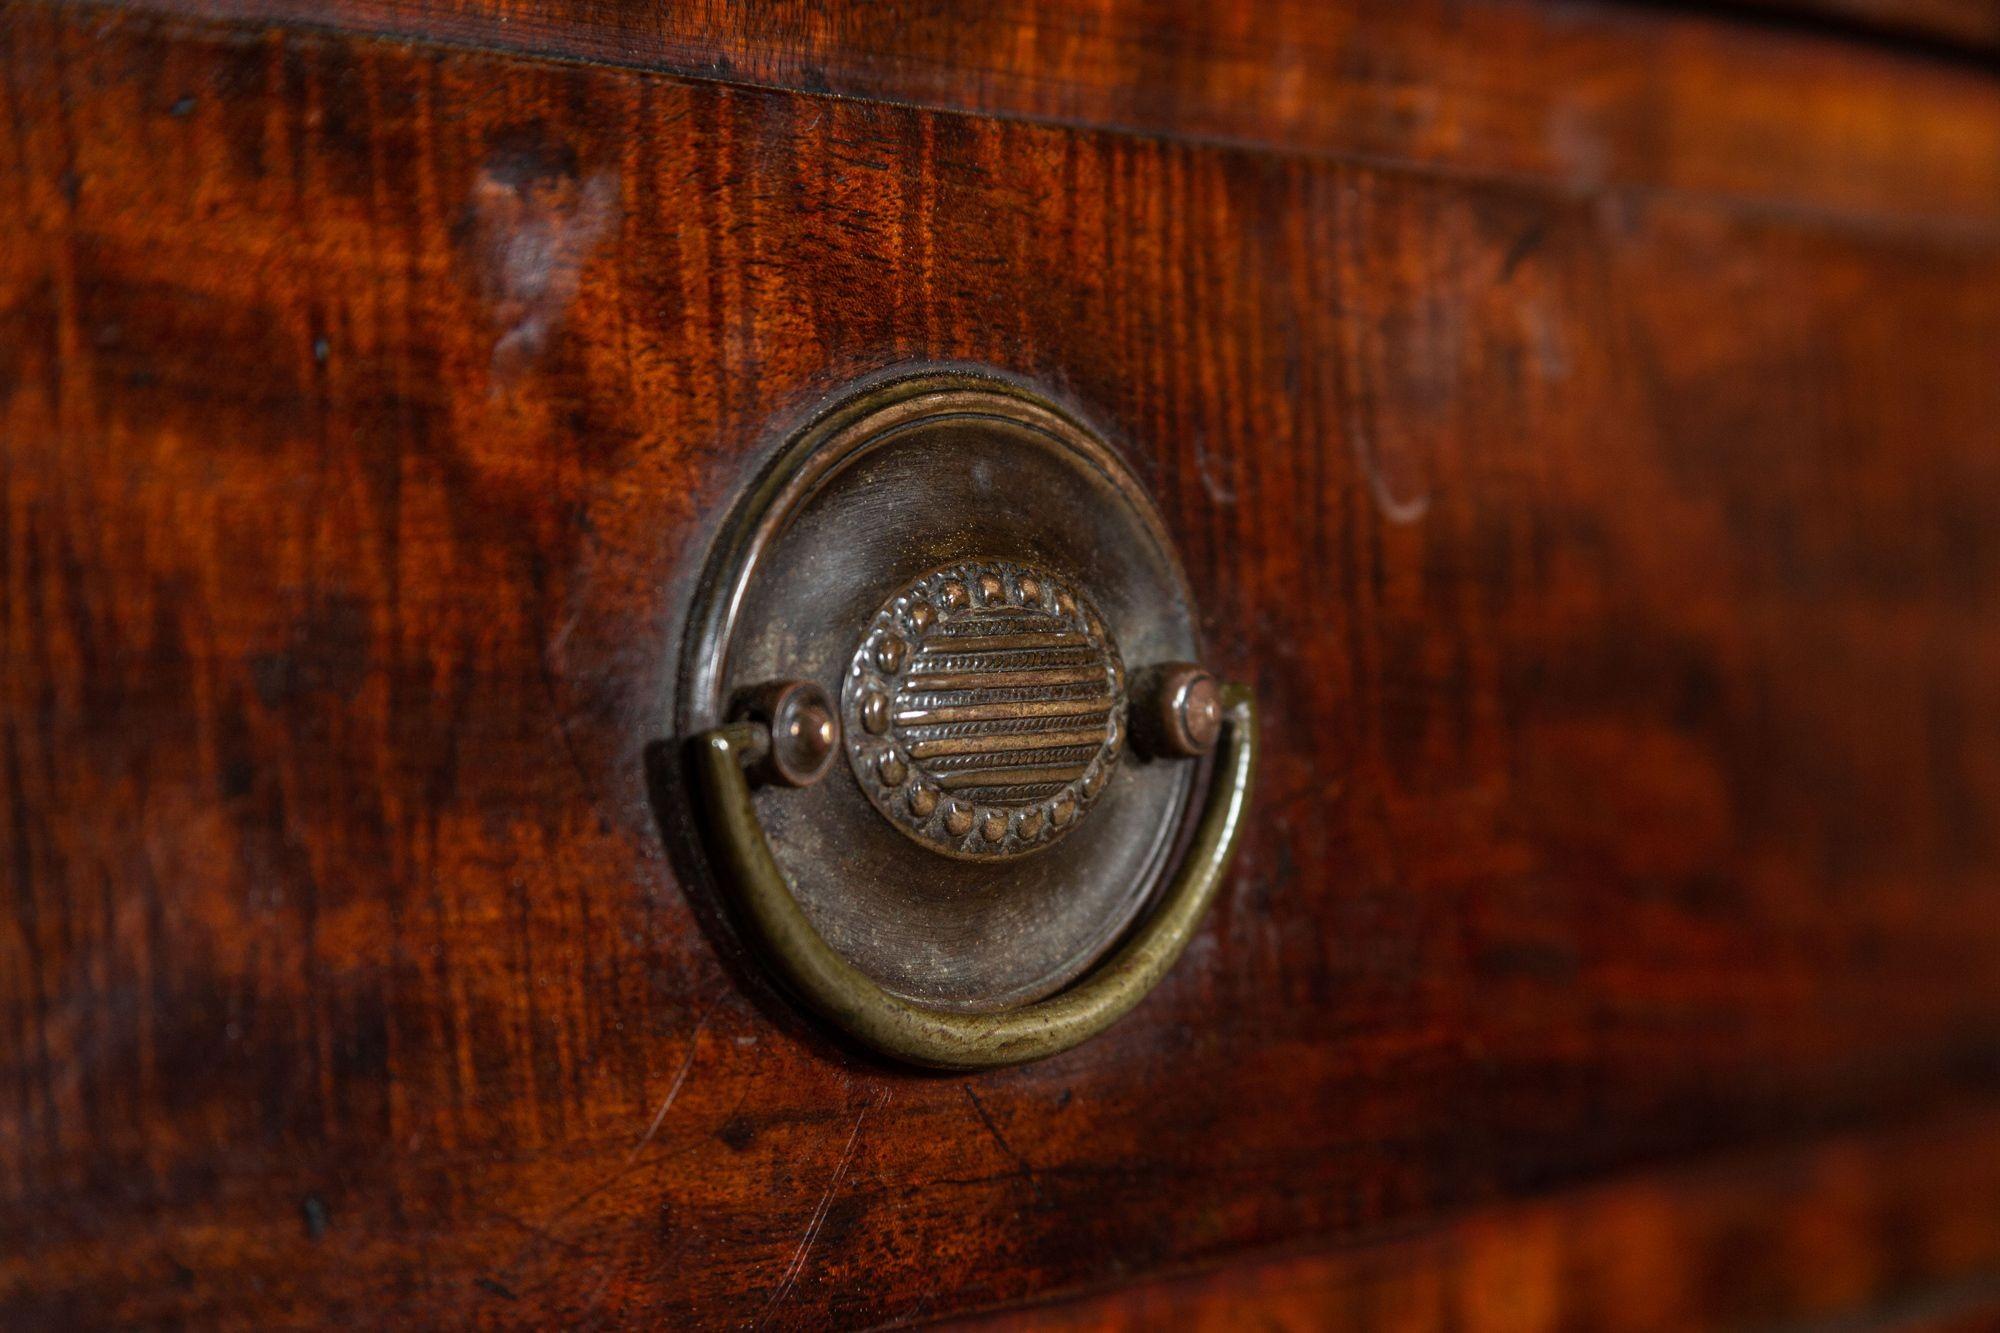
xmin=1613 ymin=0 xmax=2000 ymax=72
xmin=53 ymin=0 xmax=2000 ymax=243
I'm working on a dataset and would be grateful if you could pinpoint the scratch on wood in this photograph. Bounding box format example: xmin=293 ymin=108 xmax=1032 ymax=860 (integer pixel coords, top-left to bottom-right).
xmin=494 ymin=989 xmax=727 ymax=1281
xmin=756 ymin=1092 xmax=884 ymax=1327
xmin=616 ymin=993 xmax=719 ymax=1172
xmin=961 ymin=1082 xmax=1042 ymax=1199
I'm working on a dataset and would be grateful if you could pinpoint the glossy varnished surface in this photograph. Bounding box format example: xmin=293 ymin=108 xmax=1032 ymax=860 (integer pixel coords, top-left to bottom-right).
xmin=3 ymin=0 xmax=2000 ymax=1325
xmin=973 ymin=1105 xmax=2000 ymax=1329
xmin=52 ymin=0 xmax=2000 ymax=224
xmin=1733 ymin=0 xmax=2000 ymax=51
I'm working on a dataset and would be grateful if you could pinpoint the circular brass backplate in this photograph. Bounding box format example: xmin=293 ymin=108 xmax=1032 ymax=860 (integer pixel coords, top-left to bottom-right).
xmin=679 ymin=370 xmax=1201 ymax=1013
xmin=843 ymin=560 xmax=1126 ymax=859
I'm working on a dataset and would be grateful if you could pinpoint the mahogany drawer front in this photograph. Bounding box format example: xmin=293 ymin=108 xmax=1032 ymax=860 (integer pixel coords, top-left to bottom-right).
xmin=3 ymin=0 xmax=2000 ymax=1326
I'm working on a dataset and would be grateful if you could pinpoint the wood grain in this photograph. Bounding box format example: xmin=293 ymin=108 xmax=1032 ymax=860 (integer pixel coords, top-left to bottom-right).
xmin=1730 ymin=0 xmax=2000 ymax=52
xmin=969 ymin=1105 xmax=2000 ymax=1330
xmin=3 ymin=1 xmax=1999 ymax=1325
xmin=53 ymin=0 xmax=2000 ymax=227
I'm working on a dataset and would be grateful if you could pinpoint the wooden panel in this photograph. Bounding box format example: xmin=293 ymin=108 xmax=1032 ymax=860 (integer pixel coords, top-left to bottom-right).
xmin=53 ymin=0 xmax=2000 ymax=226
xmin=3 ymin=2 xmax=1999 ymax=1325
xmin=970 ymin=1106 xmax=2000 ymax=1330
xmin=1732 ymin=0 xmax=2000 ymax=53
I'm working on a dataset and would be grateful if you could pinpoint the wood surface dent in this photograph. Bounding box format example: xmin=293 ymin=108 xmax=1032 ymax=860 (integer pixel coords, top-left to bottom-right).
xmin=2 ymin=2 xmax=1999 ymax=1326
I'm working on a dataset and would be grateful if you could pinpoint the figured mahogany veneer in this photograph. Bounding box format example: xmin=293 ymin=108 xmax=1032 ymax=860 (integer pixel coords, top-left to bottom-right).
xmin=973 ymin=1106 xmax=2000 ymax=1330
xmin=46 ymin=0 xmax=2000 ymax=224
xmin=3 ymin=0 xmax=2000 ymax=1325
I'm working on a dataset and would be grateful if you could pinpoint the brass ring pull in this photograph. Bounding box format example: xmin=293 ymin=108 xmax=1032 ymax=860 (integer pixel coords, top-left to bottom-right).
xmin=692 ymin=684 xmax=1257 ymax=1069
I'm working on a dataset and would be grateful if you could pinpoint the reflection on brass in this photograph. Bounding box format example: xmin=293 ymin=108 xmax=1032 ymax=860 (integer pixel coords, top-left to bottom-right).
xmin=694 ymin=684 xmax=1258 ymax=1069
xmin=843 ymin=560 xmax=1126 ymax=860
xmin=1136 ymin=662 xmax=1224 ymax=758
xmin=732 ymin=679 xmax=839 ymax=788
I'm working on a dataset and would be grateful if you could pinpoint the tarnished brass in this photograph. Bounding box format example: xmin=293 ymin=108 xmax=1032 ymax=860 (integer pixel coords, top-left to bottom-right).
xmin=676 ymin=369 xmax=1254 ymax=1029
xmin=733 ymin=680 xmax=840 ymax=789
xmin=693 ymin=685 xmax=1256 ymax=1069
xmin=843 ymin=559 xmax=1126 ymax=859
xmin=1135 ymin=662 xmax=1222 ymax=759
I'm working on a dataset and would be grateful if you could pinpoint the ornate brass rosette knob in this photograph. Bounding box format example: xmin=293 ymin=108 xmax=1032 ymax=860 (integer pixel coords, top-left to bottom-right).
xmin=843 ymin=561 xmax=1125 ymax=859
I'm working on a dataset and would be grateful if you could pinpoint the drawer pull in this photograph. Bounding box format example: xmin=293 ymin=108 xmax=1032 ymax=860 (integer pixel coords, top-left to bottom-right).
xmin=692 ymin=680 xmax=1254 ymax=1068
xmin=675 ymin=372 xmax=1257 ymax=1064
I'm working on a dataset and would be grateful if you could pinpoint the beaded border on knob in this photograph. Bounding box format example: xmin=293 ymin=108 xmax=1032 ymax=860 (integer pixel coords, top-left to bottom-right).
xmin=841 ymin=560 xmax=1127 ymax=860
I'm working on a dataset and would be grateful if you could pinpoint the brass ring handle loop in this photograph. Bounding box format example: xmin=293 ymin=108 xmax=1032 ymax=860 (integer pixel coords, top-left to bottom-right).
xmin=693 ymin=684 xmax=1257 ymax=1069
